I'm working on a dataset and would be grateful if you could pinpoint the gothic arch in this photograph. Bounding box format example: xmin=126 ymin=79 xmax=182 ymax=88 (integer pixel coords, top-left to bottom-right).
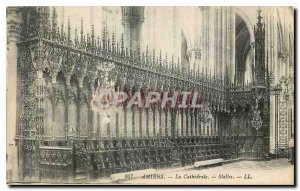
xmin=235 ymin=13 xmax=253 ymax=85
xmin=234 ymin=7 xmax=255 ymax=43
xmin=181 ymin=30 xmax=192 ymax=51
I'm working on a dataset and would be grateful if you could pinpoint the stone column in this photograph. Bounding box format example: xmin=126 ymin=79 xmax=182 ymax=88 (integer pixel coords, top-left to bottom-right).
xmin=155 ymin=109 xmax=160 ymax=137
xmin=214 ymin=7 xmax=219 ymax=75
xmin=182 ymin=111 xmax=186 ymax=136
xmin=7 ymin=7 xmax=22 ymax=182
xmin=141 ymin=109 xmax=147 ymax=137
xmin=167 ymin=110 xmax=171 ymax=136
xmin=269 ymin=81 xmax=276 ymax=154
xmin=121 ymin=7 xmax=144 ymax=52
xmin=133 ymin=108 xmax=139 ymax=138
xmin=178 ymin=111 xmax=182 ymax=136
xmin=148 ymin=109 xmax=154 ymax=137
xmin=230 ymin=7 xmax=235 ymax=83
xmin=126 ymin=108 xmax=133 ymax=138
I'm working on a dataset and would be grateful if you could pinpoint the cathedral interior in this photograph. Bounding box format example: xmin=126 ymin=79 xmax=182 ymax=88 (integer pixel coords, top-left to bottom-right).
xmin=6 ymin=6 xmax=294 ymax=184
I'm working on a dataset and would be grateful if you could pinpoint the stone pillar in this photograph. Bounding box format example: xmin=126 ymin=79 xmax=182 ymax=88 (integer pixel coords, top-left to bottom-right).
xmin=135 ymin=108 xmax=140 ymax=138
xmin=216 ymin=114 xmax=218 ymax=135
xmin=7 ymin=7 xmax=22 ymax=183
xmin=210 ymin=113 xmax=214 ymax=135
xmin=133 ymin=108 xmax=139 ymax=138
xmin=117 ymin=79 xmax=125 ymax=138
xmin=182 ymin=111 xmax=186 ymax=136
xmin=126 ymin=108 xmax=132 ymax=138
xmin=269 ymin=82 xmax=276 ymax=154
xmin=214 ymin=7 xmax=219 ymax=75
xmin=230 ymin=7 xmax=235 ymax=83
xmin=187 ymin=111 xmax=191 ymax=136
xmin=201 ymin=7 xmax=210 ymax=73
xmin=141 ymin=109 xmax=147 ymax=137
xmin=178 ymin=111 xmax=182 ymax=136
xmin=161 ymin=110 xmax=166 ymax=136
xmin=148 ymin=109 xmax=153 ymax=137
xmin=121 ymin=7 xmax=144 ymax=52
xmin=154 ymin=109 xmax=159 ymax=137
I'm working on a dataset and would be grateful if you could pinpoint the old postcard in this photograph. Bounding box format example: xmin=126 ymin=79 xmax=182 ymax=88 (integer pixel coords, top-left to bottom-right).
xmin=6 ymin=6 xmax=294 ymax=185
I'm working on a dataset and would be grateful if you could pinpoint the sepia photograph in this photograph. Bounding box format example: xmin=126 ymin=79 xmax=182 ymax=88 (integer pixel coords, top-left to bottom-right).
xmin=6 ymin=5 xmax=295 ymax=185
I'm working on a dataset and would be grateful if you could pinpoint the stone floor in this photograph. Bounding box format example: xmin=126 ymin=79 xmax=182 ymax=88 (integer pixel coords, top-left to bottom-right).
xmin=119 ymin=159 xmax=294 ymax=185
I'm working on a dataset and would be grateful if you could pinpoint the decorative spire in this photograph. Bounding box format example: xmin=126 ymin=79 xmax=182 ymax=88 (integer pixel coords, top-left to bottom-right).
xmin=116 ymin=43 xmax=119 ymax=54
xmin=146 ymin=46 xmax=149 ymax=62
xmin=87 ymin=33 xmax=90 ymax=50
xmin=171 ymin=54 xmax=174 ymax=73
xmin=177 ymin=57 xmax=180 ymax=73
xmin=102 ymin=26 xmax=106 ymax=51
xmin=257 ymin=7 xmax=263 ymax=24
xmin=152 ymin=49 xmax=156 ymax=66
xmin=165 ymin=52 xmax=168 ymax=68
xmin=125 ymin=47 xmax=129 ymax=58
xmin=60 ymin=24 xmax=64 ymax=42
xmin=51 ymin=7 xmax=58 ymax=40
xmin=97 ymin=36 xmax=101 ymax=52
xmin=107 ymin=34 xmax=110 ymax=52
xmin=45 ymin=7 xmax=51 ymax=38
xmin=80 ymin=18 xmax=84 ymax=46
xmin=57 ymin=25 xmax=60 ymax=39
xmin=91 ymin=25 xmax=95 ymax=48
xmin=159 ymin=50 xmax=162 ymax=68
xmin=121 ymin=34 xmax=124 ymax=55
xmin=67 ymin=16 xmax=71 ymax=45
xmin=112 ymin=32 xmax=115 ymax=53
xmin=255 ymin=7 xmax=266 ymax=86
xmin=74 ymin=28 xmax=79 ymax=47
xmin=83 ymin=34 xmax=86 ymax=49
xmin=142 ymin=52 xmax=145 ymax=65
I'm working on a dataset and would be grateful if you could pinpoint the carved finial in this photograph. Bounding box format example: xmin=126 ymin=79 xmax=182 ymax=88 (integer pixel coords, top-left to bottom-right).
xmin=142 ymin=52 xmax=145 ymax=64
xmin=83 ymin=34 xmax=86 ymax=48
xmin=120 ymin=34 xmax=124 ymax=55
xmin=45 ymin=7 xmax=51 ymax=28
xmin=152 ymin=49 xmax=156 ymax=65
xmin=257 ymin=7 xmax=263 ymax=24
xmin=51 ymin=7 xmax=58 ymax=40
xmin=112 ymin=32 xmax=115 ymax=53
xmin=125 ymin=47 xmax=129 ymax=58
xmin=60 ymin=24 xmax=64 ymax=41
xmin=67 ymin=16 xmax=71 ymax=44
xmin=107 ymin=35 xmax=110 ymax=52
xmin=87 ymin=33 xmax=90 ymax=49
xmin=102 ymin=26 xmax=106 ymax=51
xmin=91 ymin=25 xmax=95 ymax=48
xmin=74 ymin=28 xmax=79 ymax=47
xmin=137 ymin=47 xmax=141 ymax=60
xmin=159 ymin=50 xmax=162 ymax=67
xmin=57 ymin=25 xmax=60 ymax=39
xmin=130 ymin=49 xmax=133 ymax=59
xmin=116 ymin=43 xmax=119 ymax=54
xmin=97 ymin=36 xmax=101 ymax=52
xmin=80 ymin=18 xmax=84 ymax=45
xmin=146 ymin=46 xmax=149 ymax=61
xmin=165 ymin=52 xmax=168 ymax=67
